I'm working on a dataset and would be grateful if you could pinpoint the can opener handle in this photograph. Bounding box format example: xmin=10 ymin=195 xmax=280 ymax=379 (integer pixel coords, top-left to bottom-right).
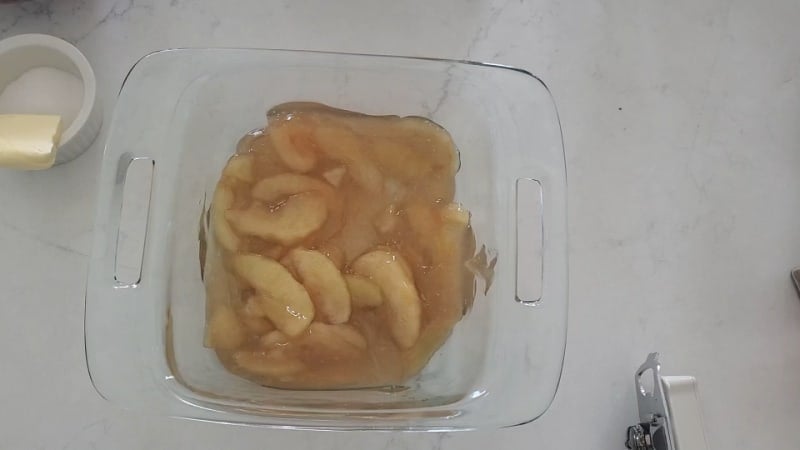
xmin=626 ymin=353 xmax=710 ymax=450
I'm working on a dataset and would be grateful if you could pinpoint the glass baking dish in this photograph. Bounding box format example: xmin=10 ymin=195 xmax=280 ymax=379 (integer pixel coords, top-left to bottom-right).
xmin=85 ymin=49 xmax=567 ymax=431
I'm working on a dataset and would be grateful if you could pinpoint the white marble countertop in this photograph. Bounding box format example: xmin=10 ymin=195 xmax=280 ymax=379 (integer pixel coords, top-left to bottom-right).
xmin=1 ymin=0 xmax=799 ymax=448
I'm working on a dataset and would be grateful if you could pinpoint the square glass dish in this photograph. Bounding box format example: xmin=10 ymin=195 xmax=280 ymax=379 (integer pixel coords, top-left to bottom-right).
xmin=85 ymin=49 xmax=567 ymax=431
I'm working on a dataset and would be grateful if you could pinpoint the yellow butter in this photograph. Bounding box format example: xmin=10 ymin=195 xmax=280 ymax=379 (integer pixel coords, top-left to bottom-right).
xmin=0 ymin=114 xmax=62 ymax=170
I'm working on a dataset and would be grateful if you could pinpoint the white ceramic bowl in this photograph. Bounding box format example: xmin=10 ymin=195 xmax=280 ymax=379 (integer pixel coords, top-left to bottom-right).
xmin=0 ymin=33 xmax=102 ymax=165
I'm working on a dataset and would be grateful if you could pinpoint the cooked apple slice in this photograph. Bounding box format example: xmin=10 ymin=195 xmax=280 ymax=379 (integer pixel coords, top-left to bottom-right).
xmin=260 ymin=330 xmax=290 ymax=348
xmin=344 ymin=274 xmax=384 ymax=308
xmin=321 ymin=166 xmax=346 ymax=187
xmin=298 ymin=323 xmax=368 ymax=360
xmin=204 ymin=305 xmax=246 ymax=350
xmin=226 ymin=193 xmax=327 ymax=246
xmin=268 ymin=120 xmax=318 ymax=173
xmin=285 ymin=248 xmax=351 ymax=324
xmin=435 ymin=202 xmax=472 ymax=260
xmin=251 ymin=174 xmax=343 ymax=241
xmin=210 ymin=184 xmax=240 ymax=252
xmin=316 ymin=243 xmax=344 ymax=270
xmin=248 ymin=291 xmax=312 ymax=337
xmin=313 ymin=125 xmax=382 ymax=192
xmin=237 ymin=297 xmax=275 ymax=335
xmin=352 ymin=249 xmax=421 ymax=349
xmin=222 ymin=153 xmax=255 ymax=183
xmin=232 ymin=254 xmax=315 ymax=337
xmin=251 ymin=173 xmax=334 ymax=204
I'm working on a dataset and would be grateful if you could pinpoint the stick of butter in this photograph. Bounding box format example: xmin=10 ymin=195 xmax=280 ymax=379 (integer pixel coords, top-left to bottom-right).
xmin=0 ymin=114 xmax=63 ymax=170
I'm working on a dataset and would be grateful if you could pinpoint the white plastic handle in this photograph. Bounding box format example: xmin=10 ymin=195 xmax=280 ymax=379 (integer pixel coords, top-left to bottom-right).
xmin=661 ymin=376 xmax=710 ymax=450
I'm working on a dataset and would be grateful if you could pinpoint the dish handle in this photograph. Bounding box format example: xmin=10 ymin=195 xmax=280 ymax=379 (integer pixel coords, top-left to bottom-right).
xmin=111 ymin=154 xmax=155 ymax=288
xmin=515 ymin=177 xmax=544 ymax=304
